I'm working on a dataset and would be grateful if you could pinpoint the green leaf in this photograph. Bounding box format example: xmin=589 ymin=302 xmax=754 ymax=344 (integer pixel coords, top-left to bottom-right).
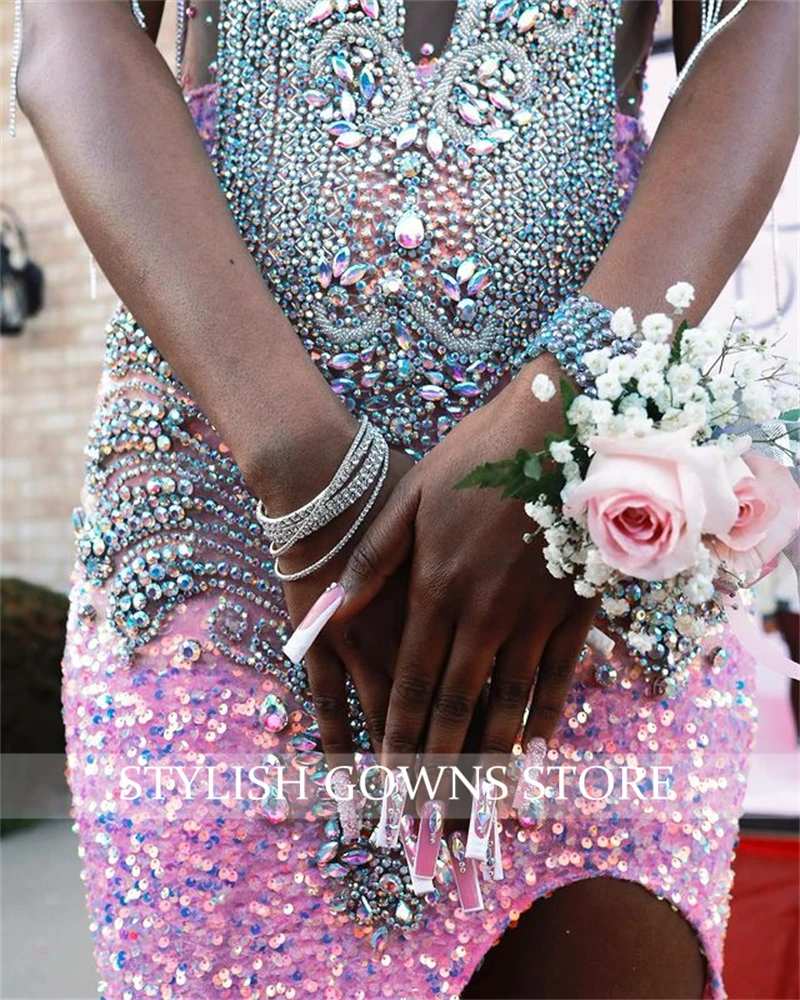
xmin=669 ymin=318 xmax=689 ymax=364
xmin=779 ymin=408 xmax=800 ymax=424
xmin=454 ymin=458 xmax=521 ymax=490
xmin=523 ymin=453 xmax=542 ymax=479
xmin=560 ymin=377 xmax=577 ymax=420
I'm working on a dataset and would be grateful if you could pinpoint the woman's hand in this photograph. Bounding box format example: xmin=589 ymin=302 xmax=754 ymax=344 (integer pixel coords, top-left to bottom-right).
xmin=333 ymin=358 xmax=598 ymax=767
xmin=278 ymin=447 xmax=415 ymax=761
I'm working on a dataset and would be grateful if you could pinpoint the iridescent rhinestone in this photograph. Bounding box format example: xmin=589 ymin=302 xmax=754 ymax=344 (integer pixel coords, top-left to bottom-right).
xmin=330 ymin=352 xmax=359 ymax=370
xmin=331 ymin=246 xmax=351 ymax=277
xmin=395 ymin=124 xmax=418 ymax=150
xmin=457 ymin=100 xmax=482 ymax=126
xmin=490 ymin=0 xmax=517 ymax=23
xmin=394 ymin=211 xmax=425 ymax=250
xmin=440 ymin=272 xmax=461 ymax=301
xmin=336 ymin=131 xmax=368 ymax=149
xmin=395 ymin=900 xmax=413 ymax=924
xmin=360 ymin=0 xmax=379 ymax=19
xmin=179 ymin=639 xmax=201 ymax=662
xmin=259 ymin=693 xmax=288 ymax=733
xmin=317 ymin=260 xmax=332 ymax=288
xmin=467 ymin=138 xmax=495 ymax=156
xmin=378 ymin=873 xmax=401 ymax=893
xmin=594 ymin=662 xmax=618 ymax=687
xmin=261 ymin=790 xmax=289 ymax=824
xmin=452 ymin=381 xmax=480 ymax=397
xmin=307 ymin=0 xmax=333 ymax=23
xmin=359 ymin=66 xmax=376 ymax=101
xmin=466 ymin=268 xmax=492 ymax=295
xmin=322 ymin=863 xmax=350 ymax=879
xmin=304 ymin=89 xmax=329 ymax=107
xmin=426 ymin=128 xmax=444 ymax=159
xmin=457 ymin=298 xmax=477 ymax=323
xmin=316 ymin=841 xmax=340 ymax=866
xmin=371 ymin=925 xmax=389 ymax=951
xmin=340 ymin=92 xmax=357 ymax=121
xmin=331 ymin=55 xmax=354 ymax=84
xmin=340 ymin=263 xmax=372 ymax=286
xmin=517 ymin=7 xmax=540 ymax=32
xmin=341 ymin=847 xmax=373 ymax=865
xmin=328 ymin=287 xmax=349 ymax=308
xmin=419 ymin=384 xmax=447 ymax=401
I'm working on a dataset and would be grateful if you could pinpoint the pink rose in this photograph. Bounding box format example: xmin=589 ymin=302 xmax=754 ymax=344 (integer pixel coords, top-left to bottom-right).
xmin=564 ymin=426 xmax=738 ymax=582
xmin=711 ymin=451 xmax=800 ymax=580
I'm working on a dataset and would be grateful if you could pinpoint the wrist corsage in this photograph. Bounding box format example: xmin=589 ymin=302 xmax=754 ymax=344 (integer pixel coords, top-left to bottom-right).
xmin=460 ymin=285 xmax=800 ymax=693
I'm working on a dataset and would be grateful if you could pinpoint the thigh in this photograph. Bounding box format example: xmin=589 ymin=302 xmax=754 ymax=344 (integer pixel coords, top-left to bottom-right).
xmin=462 ymin=876 xmax=706 ymax=1000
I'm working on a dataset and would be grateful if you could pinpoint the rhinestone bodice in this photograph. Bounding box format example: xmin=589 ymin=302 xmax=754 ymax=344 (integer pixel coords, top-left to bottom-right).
xmin=215 ymin=0 xmax=627 ymax=453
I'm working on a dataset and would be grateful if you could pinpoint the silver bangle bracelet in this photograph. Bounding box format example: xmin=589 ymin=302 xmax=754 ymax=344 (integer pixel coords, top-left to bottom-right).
xmin=273 ymin=434 xmax=390 ymax=582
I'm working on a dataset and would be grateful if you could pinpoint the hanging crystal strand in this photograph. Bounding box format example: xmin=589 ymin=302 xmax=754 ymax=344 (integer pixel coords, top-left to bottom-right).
xmin=9 ymin=0 xmax=23 ymax=137
xmin=130 ymin=0 xmax=147 ymax=29
xmin=175 ymin=0 xmax=187 ymax=81
xmin=669 ymin=0 xmax=750 ymax=99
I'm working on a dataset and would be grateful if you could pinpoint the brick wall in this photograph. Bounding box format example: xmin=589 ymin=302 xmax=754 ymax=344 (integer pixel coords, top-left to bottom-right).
xmin=0 ymin=5 xmax=176 ymax=594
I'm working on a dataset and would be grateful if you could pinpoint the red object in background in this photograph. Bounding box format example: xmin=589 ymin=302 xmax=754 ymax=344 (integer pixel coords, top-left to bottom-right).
xmin=725 ymin=833 xmax=799 ymax=999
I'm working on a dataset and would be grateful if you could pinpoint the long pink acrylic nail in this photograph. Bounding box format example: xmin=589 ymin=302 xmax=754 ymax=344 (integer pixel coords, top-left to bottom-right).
xmin=283 ymin=582 xmax=344 ymax=664
xmin=449 ymin=831 xmax=484 ymax=913
xmin=370 ymin=768 xmax=407 ymax=850
xmin=465 ymin=778 xmax=496 ymax=861
xmin=512 ymin=737 xmax=547 ymax=812
xmin=330 ymin=769 xmax=362 ymax=842
xmin=400 ymin=815 xmax=434 ymax=895
xmin=413 ymin=799 xmax=445 ymax=881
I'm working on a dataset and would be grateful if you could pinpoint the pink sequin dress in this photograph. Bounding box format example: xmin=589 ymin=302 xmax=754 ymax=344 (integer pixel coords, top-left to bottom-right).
xmin=62 ymin=1 xmax=757 ymax=997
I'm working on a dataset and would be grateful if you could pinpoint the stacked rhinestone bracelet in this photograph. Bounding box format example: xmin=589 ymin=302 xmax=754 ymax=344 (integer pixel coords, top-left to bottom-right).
xmin=255 ymin=418 xmax=389 ymax=582
xmin=529 ymin=294 xmax=635 ymax=395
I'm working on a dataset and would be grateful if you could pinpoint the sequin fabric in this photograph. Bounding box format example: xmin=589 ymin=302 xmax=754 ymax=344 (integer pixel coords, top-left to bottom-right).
xmin=62 ymin=1 xmax=757 ymax=997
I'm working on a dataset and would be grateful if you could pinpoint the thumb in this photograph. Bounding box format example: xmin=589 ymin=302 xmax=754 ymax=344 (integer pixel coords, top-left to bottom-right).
xmin=334 ymin=481 xmax=418 ymax=620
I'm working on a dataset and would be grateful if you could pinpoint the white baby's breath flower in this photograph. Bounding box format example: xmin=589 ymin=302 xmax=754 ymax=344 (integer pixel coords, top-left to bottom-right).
xmin=619 ymin=392 xmax=647 ymax=413
xmin=584 ymin=548 xmax=613 ymax=587
xmin=685 ymin=575 xmax=715 ymax=604
xmin=583 ymin=348 xmax=612 ymax=376
xmin=641 ymin=313 xmax=673 ymax=344
xmin=741 ymin=383 xmax=777 ymax=423
xmin=562 ymin=461 xmax=582 ymax=482
xmin=715 ymin=433 xmax=751 ymax=457
xmin=665 ymin=281 xmax=695 ymax=311
xmin=627 ymin=632 xmax=656 ymax=654
xmin=709 ymin=398 xmax=739 ymax=426
xmin=636 ymin=369 xmax=665 ymax=399
xmin=567 ymin=394 xmax=593 ymax=426
xmin=733 ymin=354 xmax=765 ymax=387
xmin=681 ymin=327 xmax=725 ymax=367
xmin=549 ymin=440 xmax=574 ymax=464
xmin=774 ymin=381 xmax=800 ymax=411
xmin=619 ymin=409 xmax=654 ymax=436
xmin=589 ymin=398 xmax=614 ymax=429
xmin=682 ymin=400 xmax=709 ymax=429
xmin=560 ymin=478 xmax=583 ymax=506
xmin=607 ymin=354 xmax=638 ymax=383
xmin=524 ymin=500 xmax=556 ymax=527
xmin=601 ymin=595 xmax=630 ymax=618
xmin=574 ymin=579 xmax=597 ymax=598
xmin=546 ymin=559 xmax=567 ymax=579
xmin=545 ymin=525 xmax=569 ymax=548
xmin=595 ymin=372 xmax=623 ymax=401
xmin=667 ymin=363 xmax=700 ymax=395
xmin=734 ymin=299 xmax=754 ymax=324
xmin=636 ymin=341 xmax=671 ymax=371
xmin=708 ymin=374 xmax=737 ymax=400
xmin=610 ymin=306 xmax=637 ymax=339
xmin=531 ymin=372 xmax=557 ymax=402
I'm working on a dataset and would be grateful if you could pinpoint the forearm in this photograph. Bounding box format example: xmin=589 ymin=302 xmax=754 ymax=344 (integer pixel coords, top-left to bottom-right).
xmin=583 ymin=0 xmax=799 ymax=322
xmin=17 ymin=0 xmax=355 ymax=507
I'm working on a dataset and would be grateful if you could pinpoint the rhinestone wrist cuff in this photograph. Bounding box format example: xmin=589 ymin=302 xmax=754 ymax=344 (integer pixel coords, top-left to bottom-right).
xmin=519 ymin=294 xmax=634 ymax=397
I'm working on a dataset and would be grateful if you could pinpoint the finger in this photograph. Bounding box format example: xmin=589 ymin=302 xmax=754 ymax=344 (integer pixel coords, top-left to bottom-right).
xmin=381 ymin=599 xmax=454 ymax=767
xmin=334 ymin=634 xmax=392 ymax=755
xmin=334 ymin=479 xmax=420 ymax=621
xmin=523 ymin=614 xmax=593 ymax=745
xmin=304 ymin=643 xmax=354 ymax=762
xmin=480 ymin=629 xmax=545 ymax=756
xmin=422 ymin=626 xmax=494 ymax=760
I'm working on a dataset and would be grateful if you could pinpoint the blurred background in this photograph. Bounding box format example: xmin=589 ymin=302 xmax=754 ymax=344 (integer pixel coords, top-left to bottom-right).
xmin=1 ymin=2 xmax=798 ymax=998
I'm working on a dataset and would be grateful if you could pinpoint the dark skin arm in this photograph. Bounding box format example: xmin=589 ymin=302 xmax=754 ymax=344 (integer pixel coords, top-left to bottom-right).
xmin=17 ymin=0 xmax=409 ymax=761
xmin=334 ymin=0 xmax=799 ymax=775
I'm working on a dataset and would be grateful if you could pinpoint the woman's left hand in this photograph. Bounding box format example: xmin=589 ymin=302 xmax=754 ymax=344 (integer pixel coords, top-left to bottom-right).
xmin=332 ymin=356 xmax=599 ymax=766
